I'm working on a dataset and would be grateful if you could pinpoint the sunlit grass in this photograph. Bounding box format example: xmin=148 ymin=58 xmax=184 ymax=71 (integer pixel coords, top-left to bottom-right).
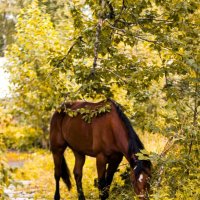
xmin=8 ymin=150 xmax=99 ymax=199
xmin=6 ymin=132 xmax=167 ymax=199
xmin=9 ymin=151 xmax=130 ymax=200
xmin=5 ymin=151 xmax=32 ymax=162
xmin=139 ymin=132 xmax=168 ymax=154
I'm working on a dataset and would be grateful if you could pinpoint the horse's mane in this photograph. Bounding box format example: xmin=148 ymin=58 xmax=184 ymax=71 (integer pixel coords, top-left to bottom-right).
xmin=109 ymin=99 xmax=144 ymax=154
xmin=109 ymin=99 xmax=151 ymax=177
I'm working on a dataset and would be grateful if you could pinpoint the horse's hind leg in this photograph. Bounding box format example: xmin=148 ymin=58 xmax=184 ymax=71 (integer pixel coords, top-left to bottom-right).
xmin=52 ymin=145 xmax=71 ymax=200
xmin=73 ymin=151 xmax=86 ymax=200
xmin=52 ymin=148 xmax=65 ymax=200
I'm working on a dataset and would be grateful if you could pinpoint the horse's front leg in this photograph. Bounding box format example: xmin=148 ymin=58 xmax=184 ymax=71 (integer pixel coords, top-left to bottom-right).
xmin=73 ymin=151 xmax=86 ymax=200
xmin=106 ymin=153 xmax=123 ymax=192
xmin=96 ymin=153 xmax=108 ymax=200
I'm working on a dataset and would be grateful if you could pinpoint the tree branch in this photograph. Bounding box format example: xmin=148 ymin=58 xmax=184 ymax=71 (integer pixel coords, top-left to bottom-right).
xmin=92 ymin=19 xmax=103 ymax=75
xmin=104 ymin=68 xmax=127 ymax=84
xmin=91 ymin=1 xmax=105 ymax=76
xmin=52 ymin=36 xmax=83 ymax=68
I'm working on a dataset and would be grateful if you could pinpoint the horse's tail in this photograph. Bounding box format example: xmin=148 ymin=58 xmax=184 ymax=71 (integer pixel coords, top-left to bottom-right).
xmin=61 ymin=155 xmax=72 ymax=190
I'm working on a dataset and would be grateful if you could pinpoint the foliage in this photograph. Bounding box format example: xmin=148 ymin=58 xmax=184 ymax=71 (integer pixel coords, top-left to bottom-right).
xmin=59 ymin=101 xmax=111 ymax=123
xmin=0 ymin=98 xmax=42 ymax=150
xmin=2 ymin=0 xmax=200 ymax=199
xmin=150 ymin=139 xmax=200 ymax=200
xmin=5 ymin=0 xmax=72 ymax=148
xmin=0 ymin=107 xmax=13 ymax=199
xmin=0 ymin=0 xmax=33 ymax=56
xmin=0 ymin=141 xmax=10 ymax=199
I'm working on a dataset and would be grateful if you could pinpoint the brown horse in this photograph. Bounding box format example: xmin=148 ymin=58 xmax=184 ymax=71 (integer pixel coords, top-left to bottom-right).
xmin=50 ymin=99 xmax=151 ymax=200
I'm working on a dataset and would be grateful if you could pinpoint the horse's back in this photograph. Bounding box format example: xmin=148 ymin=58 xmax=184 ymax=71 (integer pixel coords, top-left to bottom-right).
xmin=50 ymin=100 xmax=128 ymax=156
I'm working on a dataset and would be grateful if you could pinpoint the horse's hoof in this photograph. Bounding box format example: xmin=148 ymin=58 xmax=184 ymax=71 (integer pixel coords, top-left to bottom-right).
xmin=78 ymin=197 xmax=85 ymax=200
xmin=100 ymin=193 xmax=109 ymax=200
xmin=78 ymin=193 xmax=86 ymax=200
xmin=54 ymin=194 xmax=60 ymax=200
xmin=94 ymin=178 xmax=98 ymax=188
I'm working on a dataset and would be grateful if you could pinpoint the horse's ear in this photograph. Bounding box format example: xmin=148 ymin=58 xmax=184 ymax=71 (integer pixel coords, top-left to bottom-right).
xmin=130 ymin=157 xmax=137 ymax=168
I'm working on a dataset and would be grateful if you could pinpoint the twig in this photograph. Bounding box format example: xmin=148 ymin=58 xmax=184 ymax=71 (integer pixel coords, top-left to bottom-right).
xmin=159 ymin=136 xmax=174 ymax=157
xmin=106 ymin=21 xmax=157 ymax=44
xmin=55 ymin=36 xmax=83 ymax=67
xmin=154 ymin=136 xmax=177 ymax=188
xmin=66 ymin=36 xmax=82 ymax=55
xmin=104 ymin=68 xmax=127 ymax=84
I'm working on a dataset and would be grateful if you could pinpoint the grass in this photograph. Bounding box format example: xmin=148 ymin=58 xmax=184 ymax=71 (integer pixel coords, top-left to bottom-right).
xmin=5 ymin=132 xmax=167 ymax=200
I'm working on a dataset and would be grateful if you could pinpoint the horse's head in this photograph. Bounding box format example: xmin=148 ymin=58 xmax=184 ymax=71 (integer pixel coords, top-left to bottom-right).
xmin=130 ymin=160 xmax=151 ymax=199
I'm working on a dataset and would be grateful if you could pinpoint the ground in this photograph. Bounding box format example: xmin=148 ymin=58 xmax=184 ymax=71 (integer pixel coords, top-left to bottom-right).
xmin=5 ymin=133 xmax=166 ymax=200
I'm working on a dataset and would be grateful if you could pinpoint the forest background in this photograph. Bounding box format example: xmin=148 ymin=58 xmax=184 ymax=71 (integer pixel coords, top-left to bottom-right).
xmin=0 ymin=0 xmax=199 ymax=199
